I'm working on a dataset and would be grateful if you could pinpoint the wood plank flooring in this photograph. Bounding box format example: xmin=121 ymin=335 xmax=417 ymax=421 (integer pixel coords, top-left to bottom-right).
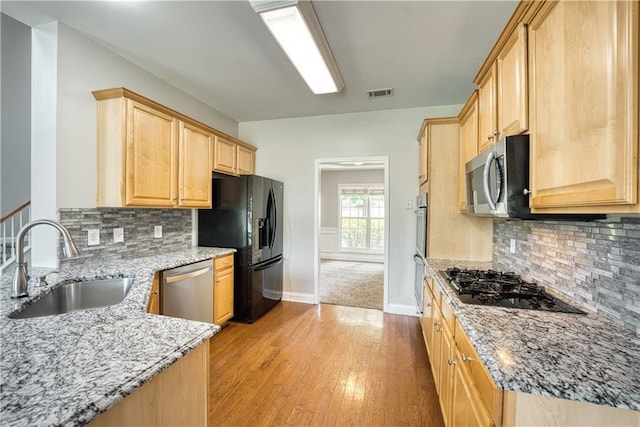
xmin=208 ymin=302 xmax=443 ymax=426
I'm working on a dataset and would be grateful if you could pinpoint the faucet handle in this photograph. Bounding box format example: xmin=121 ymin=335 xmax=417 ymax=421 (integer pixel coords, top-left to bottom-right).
xmin=37 ymin=271 xmax=59 ymax=287
xmin=24 ymin=261 xmax=30 ymax=281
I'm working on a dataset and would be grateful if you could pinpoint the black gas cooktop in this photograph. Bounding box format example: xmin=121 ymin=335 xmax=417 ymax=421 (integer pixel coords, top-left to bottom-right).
xmin=443 ymin=267 xmax=586 ymax=314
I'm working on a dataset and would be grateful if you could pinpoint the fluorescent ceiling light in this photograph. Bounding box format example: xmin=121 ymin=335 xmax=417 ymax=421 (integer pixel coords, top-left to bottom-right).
xmin=250 ymin=0 xmax=344 ymax=94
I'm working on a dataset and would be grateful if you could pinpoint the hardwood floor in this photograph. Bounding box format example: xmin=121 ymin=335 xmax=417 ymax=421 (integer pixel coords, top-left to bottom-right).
xmin=209 ymin=302 xmax=444 ymax=426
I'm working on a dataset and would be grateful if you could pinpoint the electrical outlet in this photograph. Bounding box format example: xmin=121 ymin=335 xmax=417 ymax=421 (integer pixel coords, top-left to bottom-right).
xmin=88 ymin=229 xmax=100 ymax=246
xmin=406 ymin=199 xmax=412 ymax=209
xmin=154 ymin=225 xmax=163 ymax=239
xmin=510 ymin=238 xmax=516 ymax=254
xmin=113 ymin=228 xmax=124 ymax=243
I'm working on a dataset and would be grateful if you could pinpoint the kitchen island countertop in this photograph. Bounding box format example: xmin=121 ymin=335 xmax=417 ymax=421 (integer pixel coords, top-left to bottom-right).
xmin=0 ymin=247 xmax=234 ymax=427
xmin=427 ymin=258 xmax=640 ymax=413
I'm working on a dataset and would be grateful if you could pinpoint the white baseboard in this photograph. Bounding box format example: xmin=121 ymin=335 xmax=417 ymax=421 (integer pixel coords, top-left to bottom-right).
xmin=320 ymin=252 xmax=384 ymax=263
xmin=386 ymin=303 xmax=420 ymax=317
xmin=282 ymin=291 xmax=316 ymax=304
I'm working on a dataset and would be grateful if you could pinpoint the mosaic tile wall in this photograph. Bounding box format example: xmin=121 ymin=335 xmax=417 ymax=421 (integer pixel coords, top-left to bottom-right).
xmin=57 ymin=208 xmax=193 ymax=268
xmin=493 ymin=217 xmax=640 ymax=334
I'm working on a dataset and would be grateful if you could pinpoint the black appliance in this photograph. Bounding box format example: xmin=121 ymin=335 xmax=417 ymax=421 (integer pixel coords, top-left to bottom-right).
xmin=198 ymin=174 xmax=283 ymax=323
xmin=443 ymin=267 xmax=585 ymax=314
xmin=465 ymin=135 xmax=604 ymax=221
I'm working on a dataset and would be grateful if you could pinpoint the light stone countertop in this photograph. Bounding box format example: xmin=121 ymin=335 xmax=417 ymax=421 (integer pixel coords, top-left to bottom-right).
xmin=0 ymin=247 xmax=234 ymax=427
xmin=427 ymin=258 xmax=640 ymax=412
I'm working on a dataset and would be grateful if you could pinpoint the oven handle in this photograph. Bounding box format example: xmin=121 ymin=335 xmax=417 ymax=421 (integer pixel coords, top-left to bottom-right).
xmin=482 ymin=150 xmax=498 ymax=211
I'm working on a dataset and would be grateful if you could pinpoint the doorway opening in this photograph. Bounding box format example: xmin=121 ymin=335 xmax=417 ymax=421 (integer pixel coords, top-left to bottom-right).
xmin=313 ymin=157 xmax=389 ymax=311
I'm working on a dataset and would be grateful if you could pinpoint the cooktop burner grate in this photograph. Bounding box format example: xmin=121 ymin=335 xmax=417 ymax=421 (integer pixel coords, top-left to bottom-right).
xmin=443 ymin=267 xmax=586 ymax=314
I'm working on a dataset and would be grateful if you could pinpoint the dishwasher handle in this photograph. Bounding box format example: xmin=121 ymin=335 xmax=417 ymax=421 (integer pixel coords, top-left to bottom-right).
xmin=164 ymin=266 xmax=213 ymax=284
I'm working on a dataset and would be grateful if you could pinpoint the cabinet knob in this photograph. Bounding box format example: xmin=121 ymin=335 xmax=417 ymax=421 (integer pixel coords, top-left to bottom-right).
xmin=461 ymin=353 xmax=471 ymax=363
xmin=523 ymin=188 xmax=531 ymax=196
xmin=447 ymin=358 xmax=456 ymax=366
xmin=487 ymin=134 xmax=493 ymax=141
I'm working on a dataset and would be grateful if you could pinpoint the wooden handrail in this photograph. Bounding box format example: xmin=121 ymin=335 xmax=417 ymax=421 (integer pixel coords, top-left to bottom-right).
xmin=0 ymin=201 xmax=31 ymax=224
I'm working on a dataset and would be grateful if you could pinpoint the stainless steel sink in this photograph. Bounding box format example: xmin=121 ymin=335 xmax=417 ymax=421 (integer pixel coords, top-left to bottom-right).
xmin=9 ymin=277 xmax=135 ymax=319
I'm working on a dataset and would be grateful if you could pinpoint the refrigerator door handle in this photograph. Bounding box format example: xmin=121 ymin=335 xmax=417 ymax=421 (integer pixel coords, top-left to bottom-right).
xmin=266 ymin=188 xmax=276 ymax=250
xmin=271 ymin=187 xmax=278 ymax=250
xmin=253 ymin=256 xmax=283 ymax=272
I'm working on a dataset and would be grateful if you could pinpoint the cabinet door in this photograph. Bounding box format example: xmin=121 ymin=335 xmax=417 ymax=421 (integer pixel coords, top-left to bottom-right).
xmin=497 ymin=23 xmax=528 ymax=138
xmin=439 ymin=324 xmax=455 ymax=426
xmin=477 ymin=63 xmax=498 ymax=153
xmin=459 ymin=91 xmax=479 ymax=212
xmin=418 ymin=125 xmax=429 ymax=192
xmin=213 ymin=137 xmax=238 ymax=175
xmin=529 ymin=1 xmax=638 ymax=212
xmin=451 ymin=351 xmax=494 ymax=427
xmin=147 ymin=274 xmax=160 ymax=315
xmin=179 ymin=122 xmax=213 ymax=208
xmin=125 ymin=100 xmax=178 ymax=207
xmin=421 ymin=281 xmax=435 ymax=357
xmin=430 ymin=306 xmax=443 ymax=392
xmin=214 ymin=269 xmax=234 ymax=325
xmin=237 ymin=145 xmax=255 ymax=176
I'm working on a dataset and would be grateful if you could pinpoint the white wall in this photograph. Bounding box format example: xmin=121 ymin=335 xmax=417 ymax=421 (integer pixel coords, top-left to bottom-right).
xmin=320 ymin=169 xmax=384 ymax=228
xmin=27 ymin=22 xmax=239 ymax=266
xmin=1 ymin=13 xmax=31 ymax=217
xmin=54 ymin=23 xmax=238 ymax=209
xmin=239 ymin=105 xmax=461 ymax=310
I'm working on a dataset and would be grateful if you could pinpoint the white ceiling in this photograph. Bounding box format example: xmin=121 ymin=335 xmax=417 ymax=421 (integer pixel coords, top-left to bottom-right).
xmin=1 ymin=0 xmax=518 ymax=122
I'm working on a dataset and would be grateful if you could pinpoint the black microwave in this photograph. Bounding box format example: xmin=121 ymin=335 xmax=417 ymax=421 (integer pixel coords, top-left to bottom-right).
xmin=465 ymin=135 xmax=604 ymax=221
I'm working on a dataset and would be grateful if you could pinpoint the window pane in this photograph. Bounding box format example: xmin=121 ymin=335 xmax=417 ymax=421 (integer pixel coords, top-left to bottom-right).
xmin=369 ymin=218 xmax=384 ymax=250
xmin=341 ymin=195 xmax=366 ymax=218
xmin=369 ymin=195 xmax=385 ymax=218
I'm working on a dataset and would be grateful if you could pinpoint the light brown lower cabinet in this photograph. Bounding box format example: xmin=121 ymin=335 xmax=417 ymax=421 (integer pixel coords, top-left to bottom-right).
xmin=89 ymin=340 xmax=209 ymax=427
xmin=213 ymin=254 xmax=234 ymax=325
xmin=146 ymin=274 xmax=160 ymax=315
xmin=422 ymin=276 xmax=640 ymax=426
xmin=452 ymin=350 xmax=494 ymax=427
xmin=422 ymin=276 xmax=501 ymax=427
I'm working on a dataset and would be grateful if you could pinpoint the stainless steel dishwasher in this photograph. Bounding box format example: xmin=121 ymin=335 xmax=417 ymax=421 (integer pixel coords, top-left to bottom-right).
xmin=160 ymin=259 xmax=214 ymax=323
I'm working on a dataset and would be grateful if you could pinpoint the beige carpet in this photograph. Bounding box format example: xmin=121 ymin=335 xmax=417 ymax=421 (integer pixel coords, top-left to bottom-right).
xmin=320 ymin=260 xmax=384 ymax=310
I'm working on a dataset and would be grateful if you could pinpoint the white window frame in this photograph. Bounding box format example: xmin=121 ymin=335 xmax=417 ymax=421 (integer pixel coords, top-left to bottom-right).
xmin=337 ymin=183 xmax=385 ymax=254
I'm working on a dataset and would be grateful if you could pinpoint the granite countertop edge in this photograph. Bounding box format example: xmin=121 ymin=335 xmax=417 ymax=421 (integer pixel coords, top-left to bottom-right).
xmin=0 ymin=247 xmax=235 ymax=427
xmin=425 ymin=257 xmax=640 ymax=413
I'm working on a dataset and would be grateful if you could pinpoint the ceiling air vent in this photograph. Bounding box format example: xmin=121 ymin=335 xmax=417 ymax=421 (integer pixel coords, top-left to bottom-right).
xmin=367 ymin=88 xmax=394 ymax=99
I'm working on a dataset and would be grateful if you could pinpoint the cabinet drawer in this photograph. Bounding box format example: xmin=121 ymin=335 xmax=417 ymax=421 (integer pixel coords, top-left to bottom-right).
xmin=431 ymin=280 xmax=443 ymax=308
xmin=214 ymin=254 xmax=234 ymax=271
xmin=455 ymin=322 xmax=503 ymax=425
xmin=440 ymin=296 xmax=456 ymax=337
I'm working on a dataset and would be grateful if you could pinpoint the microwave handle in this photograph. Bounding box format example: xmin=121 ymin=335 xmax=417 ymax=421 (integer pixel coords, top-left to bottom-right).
xmin=482 ymin=151 xmax=498 ymax=211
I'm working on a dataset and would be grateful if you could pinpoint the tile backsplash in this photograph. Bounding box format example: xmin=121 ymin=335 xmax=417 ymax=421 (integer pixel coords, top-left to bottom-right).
xmin=494 ymin=217 xmax=640 ymax=335
xmin=58 ymin=208 xmax=193 ymax=268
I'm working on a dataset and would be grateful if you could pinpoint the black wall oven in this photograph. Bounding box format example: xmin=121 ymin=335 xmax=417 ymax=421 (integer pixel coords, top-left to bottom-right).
xmin=414 ymin=193 xmax=428 ymax=313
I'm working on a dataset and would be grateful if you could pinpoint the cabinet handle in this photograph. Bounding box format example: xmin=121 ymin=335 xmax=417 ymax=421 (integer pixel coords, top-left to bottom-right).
xmin=151 ymin=291 xmax=159 ymax=295
xmin=447 ymin=358 xmax=456 ymax=366
xmin=461 ymin=353 xmax=471 ymax=363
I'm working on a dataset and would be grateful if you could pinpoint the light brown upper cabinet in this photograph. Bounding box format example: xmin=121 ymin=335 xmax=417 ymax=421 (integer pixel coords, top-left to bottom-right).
xmin=93 ymin=88 xmax=213 ymax=208
xmin=237 ymin=145 xmax=256 ymax=176
xmin=528 ymin=0 xmax=639 ymax=213
xmin=213 ymin=136 xmax=237 ymax=175
xmin=475 ymin=22 xmax=528 ymax=153
xmin=477 ymin=64 xmax=498 ymax=153
xmin=496 ymin=23 xmax=528 ymax=138
xmin=458 ymin=91 xmax=479 ymax=212
xmin=213 ymin=136 xmax=256 ymax=176
xmin=179 ymin=122 xmax=214 ymax=207
xmin=417 ymin=119 xmax=430 ymax=193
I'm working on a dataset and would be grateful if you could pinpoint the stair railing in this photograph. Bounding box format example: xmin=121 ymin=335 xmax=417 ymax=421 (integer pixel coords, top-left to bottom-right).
xmin=1 ymin=201 xmax=31 ymax=274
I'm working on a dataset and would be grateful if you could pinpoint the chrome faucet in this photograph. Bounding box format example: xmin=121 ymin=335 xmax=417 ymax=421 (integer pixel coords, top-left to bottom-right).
xmin=11 ymin=219 xmax=79 ymax=298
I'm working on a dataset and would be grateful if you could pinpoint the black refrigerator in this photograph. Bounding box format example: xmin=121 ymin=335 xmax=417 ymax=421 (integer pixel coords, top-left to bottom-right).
xmin=198 ymin=174 xmax=283 ymax=323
